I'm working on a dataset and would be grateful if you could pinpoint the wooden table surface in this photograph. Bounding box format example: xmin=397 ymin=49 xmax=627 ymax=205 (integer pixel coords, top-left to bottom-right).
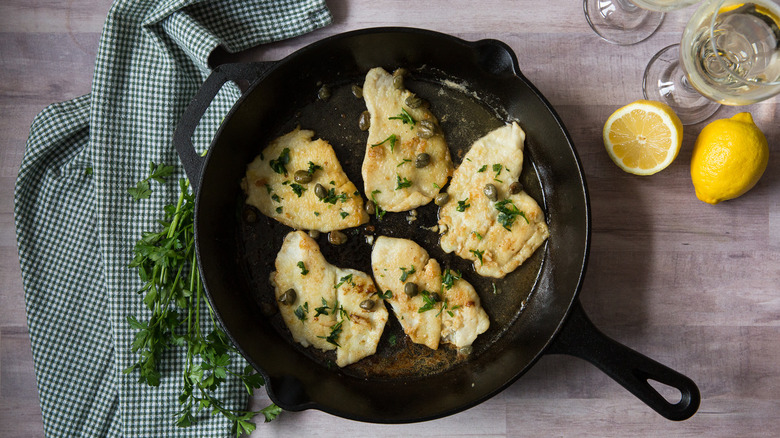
xmin=2 ymin=1 xmax=778 ymax=437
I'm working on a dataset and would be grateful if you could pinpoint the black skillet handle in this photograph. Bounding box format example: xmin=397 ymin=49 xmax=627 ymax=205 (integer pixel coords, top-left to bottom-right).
xmin=546 ymin=300 xmax=700 ymax=421
xmin=172 ymin=62 xmax=274 ymax=192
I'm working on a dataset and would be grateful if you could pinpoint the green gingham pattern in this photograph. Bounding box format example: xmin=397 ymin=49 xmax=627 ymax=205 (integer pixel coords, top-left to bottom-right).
xmin=14 ymin=1 xmax=331 ymax=436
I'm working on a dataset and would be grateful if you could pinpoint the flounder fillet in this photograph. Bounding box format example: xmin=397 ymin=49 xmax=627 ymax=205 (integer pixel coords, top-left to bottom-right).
xmin=272 ymin=231 xmax=388 ymax=367
xmin=371 ymin=236 xmax=489 ymax=350
xmin=362 ymin=67 xmax=453 ymax=212
xmin=244 ymin=127 xmax=368 ymax=232
xmin=438 ymin=122 xmax=549 ymax=278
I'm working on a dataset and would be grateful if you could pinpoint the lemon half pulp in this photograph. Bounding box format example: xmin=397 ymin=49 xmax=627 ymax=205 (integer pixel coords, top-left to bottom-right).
xmin=603 ymin=100 xmax=683 ymax=175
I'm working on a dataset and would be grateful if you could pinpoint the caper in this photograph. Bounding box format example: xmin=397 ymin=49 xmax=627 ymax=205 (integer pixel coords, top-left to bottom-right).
xmin=358 ymin=111 xmax=371 ymax=131
xmin=509 ymin=181 xmax=523 ymax=194
xmin=279 ymin=288 xmax=297 ymax=305
xmin=242 ymin=207 xmax=257 ymax=223
xmin=308 ymin=229 xmax=320 ymax=239
xmin=351 ymin=84 xmax=363 ymax=98
xmin=417 ymin=120 xmax=435 ymax=139
xmin=365 ymin=199 xmax=376 ymax=215
xmin=404 ymin=282 xmax=419 ymax=297
xmin=415 ymin=152 xmax=431 ymax=168
xmin=483 ymin=183 xmax=498 ymax=201
xmin=314 ymin=183 xmax=327 ymax=199
xmin=405 ymin=95 xmax=422 ymax=108
xmin=328 ymin=230 xmax=347 ymax=245
xmin=359 ymin=299 xmax=376 ymax=311
xmin=430 ymin=292 xmax=441 ymax=302
xmin=434 ymin=193 xmax=450 ymax=206
xmin=317 ymin=84 xmax=331 ymax=100
xmin=294 ymin=169 xmax=313 ymax=184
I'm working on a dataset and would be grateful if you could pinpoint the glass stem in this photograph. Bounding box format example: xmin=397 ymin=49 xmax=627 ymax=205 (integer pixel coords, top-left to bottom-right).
xmin=614 ymin=0 xmax=639 ymax=11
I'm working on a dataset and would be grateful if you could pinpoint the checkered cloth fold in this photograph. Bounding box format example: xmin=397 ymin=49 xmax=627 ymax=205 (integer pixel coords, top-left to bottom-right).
xmin=14 ymin=1 xmax=331 ymax=436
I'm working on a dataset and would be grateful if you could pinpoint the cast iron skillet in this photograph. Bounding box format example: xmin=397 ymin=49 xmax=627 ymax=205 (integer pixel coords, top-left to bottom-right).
xmin=173 ymin=27 xmax=699 ymax=423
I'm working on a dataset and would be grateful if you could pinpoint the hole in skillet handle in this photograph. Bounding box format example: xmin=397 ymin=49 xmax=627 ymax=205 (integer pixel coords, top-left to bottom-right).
xmin=546 ymin=300 xmax=701 ymax=421
xmin=172 ymin=62 xmax=275 ymax=192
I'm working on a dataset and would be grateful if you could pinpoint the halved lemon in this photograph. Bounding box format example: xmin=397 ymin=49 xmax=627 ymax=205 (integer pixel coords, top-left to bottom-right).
xmin=603 ymin=100 xmax=683 ymax=175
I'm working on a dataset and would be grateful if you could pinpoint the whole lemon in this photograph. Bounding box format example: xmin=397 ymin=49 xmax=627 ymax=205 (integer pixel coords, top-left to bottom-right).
xmin=690 ymin=113 xmax=769 ymax=204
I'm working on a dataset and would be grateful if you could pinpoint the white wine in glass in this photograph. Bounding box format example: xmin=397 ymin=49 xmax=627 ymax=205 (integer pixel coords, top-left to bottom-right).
xmin=644 ymin=0 xmax=780 ymax=124
xmin=584 ymin=0 xmax=700 ymax=45
xmin=681 ymin=0 xmax=780 ymax=104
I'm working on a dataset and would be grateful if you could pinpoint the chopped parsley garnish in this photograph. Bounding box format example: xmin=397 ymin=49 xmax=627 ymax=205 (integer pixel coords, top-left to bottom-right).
xmin=389 ymin=108 xmax=416 ymax=128
xmin=334 ymin=274 xmax=355 ymax=289
xmin=370 ymin=190 xmax=386 ymax=220
xmin=294 ymin=302 xmax=308 ymax=322
xmin=388 ymin=334 xmax=397 ymax=346
xmin=371 ymin=134 xmax=398 ymax=153
xmin=290 ymin=183 xmax=307 ymax=197
xmin=473 ymin=231 xmax=483 ymax=240
xmin=456 ymin=198 xmax=470 ymax=212
xmin=265 ymin=184 xmax=273 ymax=194
xmin=275 ymin=206 xmax=283 ymax=214
xmin=494 ymin=199 xmax=529 ymax=230
xmin=307 ymin=161 xmax=323 ymax=175
xmin=297 ymin=261 xmax=309 ymax=276
xmin=418 ymin=290 xmax=438 ymax=313
xmin=269 ymin=148 xmax=291 ymax=176
xmin=469 ymin=249 xmax=485 ymax=265
xmin=377 ymin=289 xmax=393 ymax=300
xmin=396 ymin=175 xmax=413 ymax=190
xmin=271 ymin=194 xmax=281 ymax=203
xmin=432 ymin=182 xmax=441 ymax=189
xmin=340 ymin=211 xmax=349 ymax=219
xmin=320 ymin=187 xmax=348 ymax=204
xmin=314 ymin=211 xmax=320 ymax=216
xmin=492 ymin=163 xmax=503 ymax=175
xmin=319 ymin=320 xmax=344 ymax=347
xmin=397 ymin=158 xmax=412 ymax=167
xmin=477 ymin=165 xmax=488 ymax=173
xmin=399 ymin=265 xmax=416 ymax=282
xmin=314 ymin=297 xmax=330 ymax=317
xmin=442 ymin=269 xmax=462 ymax=290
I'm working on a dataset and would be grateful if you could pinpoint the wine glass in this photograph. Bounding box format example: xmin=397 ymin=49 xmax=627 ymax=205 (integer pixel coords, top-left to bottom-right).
xmin=643 ymin=0 xmax=780 ymax=124
xmin=584 ymin=0 xmax=701 ymax=45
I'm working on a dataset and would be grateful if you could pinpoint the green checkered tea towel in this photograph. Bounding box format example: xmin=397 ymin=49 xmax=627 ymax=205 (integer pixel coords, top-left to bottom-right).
xmin=14 ymin=1 xmax=331 ymax=436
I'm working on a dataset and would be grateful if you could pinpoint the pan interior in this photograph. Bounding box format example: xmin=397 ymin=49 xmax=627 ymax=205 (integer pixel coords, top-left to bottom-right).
xmin=237 ymin=69 xmax=547 ymax=380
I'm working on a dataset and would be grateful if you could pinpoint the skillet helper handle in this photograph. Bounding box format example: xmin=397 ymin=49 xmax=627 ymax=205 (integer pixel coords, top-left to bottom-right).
xmin=547 ymin=300 xmax=700 ymax=421
xmin=173 ymin=62 xmax=273 ymax=192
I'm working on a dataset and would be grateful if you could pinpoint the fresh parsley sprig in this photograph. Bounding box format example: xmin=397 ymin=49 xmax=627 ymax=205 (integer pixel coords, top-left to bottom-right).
xmin=125 ymin=163 xmax=280 ymax=435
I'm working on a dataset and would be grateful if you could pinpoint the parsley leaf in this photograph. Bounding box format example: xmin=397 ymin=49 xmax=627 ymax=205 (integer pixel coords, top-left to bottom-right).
xmin=319 ymin=320 xmax=344 ymax=347
xmin=340 ymin=211 xmax=349 ymax=219
xmin=307 ymin=161 xmax=323 ymax=175
xmin=371 ymin=134 xmax=398 ymax=153
xmin=370 ymin=190 xmax=386 ymax=220
xmin=399 ymin=265 xmax=416 ymax=282
xmin=456 ymin=198 xmax=470 ymax=212
xmin=397 ymin=158 xmax=412 ymax=167
xmin=477 ymin=164 xmax=488 ymax=173
xmin=294 ymin=302 xmax=309 ymax=321
xmin=290 ymin=183 xmax=306 ymax=197
xmin=469 ymin=249 xmax=485 ymax=265
xmin=125 ymin=163 xmax=279 ymax=432
xmin=314 ymin=298 xmax=330 ymax=317
xmin=128 ymin=162 xmax=174 ymax=200
xmin=269 ymin=148 xmax=291 ymax=176
xmin=377 ymin=289 xmax=393 ymax=300
xmin=389 ymin=108 xmax=416 ymax=128
xmin=335 ymin=274 xmax=355 ymax=289
xmin=297 ymin=261 xmax=309 ymax=276
xmin=442 ymin=269 xmax=462 ymax=290
xmin=494 ymin=199 xmax=529 ymax=230
xmin=320 ymin=187 xmax=348 ymax=204
xmin=418 ymin=290 xmax=438 ymax=313
xmin=396 ymin=175 xmax=413 ymax=190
